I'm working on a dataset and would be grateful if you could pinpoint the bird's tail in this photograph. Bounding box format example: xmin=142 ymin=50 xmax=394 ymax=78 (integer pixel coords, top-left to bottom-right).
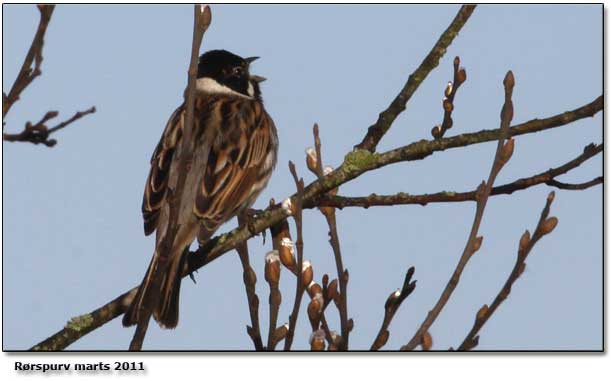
xmin=122 ymin=245 xmax=189 ymax=329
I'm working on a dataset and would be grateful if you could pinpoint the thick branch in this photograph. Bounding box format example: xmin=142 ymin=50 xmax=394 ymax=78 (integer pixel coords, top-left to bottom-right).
xmin=30 ymin=95 xmax=601 ymax=350
xmin=355 ymin=5 xmax=476 ymax=152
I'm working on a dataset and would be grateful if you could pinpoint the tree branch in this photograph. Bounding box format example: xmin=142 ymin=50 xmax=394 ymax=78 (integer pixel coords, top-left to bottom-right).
xmin=236 ymin=216 xmax=264 ymax=351
xmin=402 ymin=71 xmax=517 ymax=351
xmin=316 ymin=143 xmax=602 ymax=209
xmin=371 ymin=267 xmax=417 ymax=351
xmin=3 ymin=5 xmax=55 ymax=118
xmin=457 ymin=192 xmax=559 ymax=350
xmin=29 ymin=94 xmax=601 ymax=350
xmin=3 ymin=107 xmax=96 ymax=147
xmin=128 ymin=4 xmax=211 ymax=351
xmin=283 ymin=162 xmax=306 ymax=351
xmin=355 ymin=5 xmax=476 ymax=152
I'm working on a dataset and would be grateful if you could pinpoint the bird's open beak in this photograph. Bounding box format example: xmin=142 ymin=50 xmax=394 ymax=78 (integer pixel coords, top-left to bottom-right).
xmin=250 ymin=74 xmax=267 ymax=83
xmin=245 ymin=56 xmax=260 ymax=64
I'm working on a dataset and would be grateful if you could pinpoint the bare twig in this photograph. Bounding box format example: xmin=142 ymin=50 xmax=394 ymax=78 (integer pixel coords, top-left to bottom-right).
xmin=3 ymin=5 xmax=55 ymax=118
xmin=237 ymin=215 xmax=264 ymax=351
xmin=371 ymin=267 xmax=417 ymax=350
xmin=283 ymin=162 xmax=306 ymax=350
xmin=3 ymin=107 xmax=96 ymax=147
xmin=316 ymin=143 xmax=602 ymax=209
xmin=402 ymin=71 xmax=517 ymax=351
xmin=30 ymin=95 xmax=601 ymax=350
xmin=129 ymin=4 xmax=211 ymax=351
xmin=432 ymin=56 xmax=467 ymax=139
xmin=457 ymin=192 xmax=559 ymax=350
xmin=356 ymin=5 xmax=476 ymax=152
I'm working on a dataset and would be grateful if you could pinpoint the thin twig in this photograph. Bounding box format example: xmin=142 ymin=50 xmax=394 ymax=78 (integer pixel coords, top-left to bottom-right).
xmin=356 ymin=5 xmax=476 ymax=152
xmin=402 ymin=71 xmax=517 ymax=351
xmin=129 ymin=5 xmax=211 ymax=351
xmin=283 ymin=162 xmax=306 ymax=351
xmin=237 ymin=215 xmax=264 ymax=351
xmin=457 ymin=192 xmax=559 ymax=350
xmin=30 ymin=95 xmax=601 ymax=350
xmin=3 ymin=107 xmax=96 ymax=147
xmin=371 ymin=267 xmax=417 ymax=351
xmin=316 ymin=143 xmax=602 ymax=209
xmin=432 ymin=56 xmax=467 ymax=139
xmin=3 ymin=5 xmax=55 ymax=118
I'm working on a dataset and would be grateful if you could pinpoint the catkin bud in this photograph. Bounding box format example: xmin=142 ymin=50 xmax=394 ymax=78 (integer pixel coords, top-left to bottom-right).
xmin=273 ymin=323 xmax=289 ymax=342
xmin=547 ymin=191 xmax=556 ymax=203
xmin=305 ymin=147 xmax=318 ymax=174
xmin=445 ymin=81 xmax=453 ymax=97
xmin=264 ymin=250 xmax=281 ymax=285
xmin=307 ymin=298 xmax=322 ymax=330
xmin=279 ymin=237 xmax=296 ymax=271
xmin=301 ymin=260 xmax=314 ymax=288
xmin=309 ymin=329 xmax=326 ymax=351
xmin=307 ymin=281 xmax=323 ymax=300
xmin=499 ymin=138 xmax=515 ymax=165
xmin=281 ymin=198 xmax=293 ymax=216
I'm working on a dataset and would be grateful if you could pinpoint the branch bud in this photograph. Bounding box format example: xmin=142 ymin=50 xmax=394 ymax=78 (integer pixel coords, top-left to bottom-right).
xmin=421 ymin=331 xmax=433 ymax=351
xmin=519 ymin=230 xmax=531 ymax=252
xmin=443 ymin=98 xmax=454 ymax=112
xmin=476 ymin=304 xmax=489 ymax=321
xmin=385 ymin=288 xmax=402 ymax=310
xmin=547 ymin=191 xmax=556 ymax=203
xmin=472 ymin=236 xmax=483 ymax=253
xmin=540 ymin=217 xmax=558 ymax=235
xmin=327 ymin=279 xmax=339 ymax=306
xmin=431 ymin=125 xmax=441 ymax=139
xmin=456 ymin=68 xmax=467 ymax=85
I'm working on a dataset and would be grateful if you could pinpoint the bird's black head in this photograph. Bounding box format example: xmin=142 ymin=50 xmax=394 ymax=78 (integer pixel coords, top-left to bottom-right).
xmin=196 ymin=49 xmax=266 ymax=99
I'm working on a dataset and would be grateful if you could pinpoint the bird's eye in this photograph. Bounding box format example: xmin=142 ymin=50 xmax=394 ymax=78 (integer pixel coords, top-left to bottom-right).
xmin=232 ymin=67 xmax=244 ymax=76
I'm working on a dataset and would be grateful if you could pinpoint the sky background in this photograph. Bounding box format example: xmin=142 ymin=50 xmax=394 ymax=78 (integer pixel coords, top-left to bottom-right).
xmin=2 ymin=4 xmax=602 ymax=350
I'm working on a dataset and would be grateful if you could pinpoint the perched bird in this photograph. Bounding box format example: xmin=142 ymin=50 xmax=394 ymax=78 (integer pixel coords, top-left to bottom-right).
xmin=123 ymin=49 xmax=278 ymax=329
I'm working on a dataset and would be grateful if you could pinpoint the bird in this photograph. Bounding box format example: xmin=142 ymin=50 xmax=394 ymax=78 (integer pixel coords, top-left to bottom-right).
xmin=123 ymin=49 xmax=278 ymax=329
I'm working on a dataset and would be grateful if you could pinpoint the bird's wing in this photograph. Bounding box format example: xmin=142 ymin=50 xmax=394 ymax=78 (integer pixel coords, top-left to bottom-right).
xmin=194 ymin=98 xmax=275 ymax=233
xmin=141 ymin=104 xmax=184 ymax=236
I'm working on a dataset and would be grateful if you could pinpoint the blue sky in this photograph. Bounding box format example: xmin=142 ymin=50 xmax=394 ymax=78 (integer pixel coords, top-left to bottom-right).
xmin=2 ymin=4 xmax=602 ymax=350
